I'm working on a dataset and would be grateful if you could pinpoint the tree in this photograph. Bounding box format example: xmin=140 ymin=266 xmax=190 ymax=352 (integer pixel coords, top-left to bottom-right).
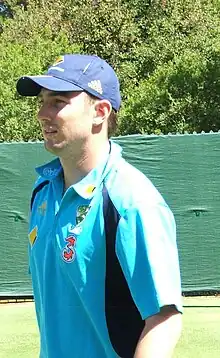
xmin=117 ymin=0 xmax=220 ymax=134
xmin=1 ymin=0 xmax=220 ymax=141
xmin=0 ymin=1 xmax=80 ymax=141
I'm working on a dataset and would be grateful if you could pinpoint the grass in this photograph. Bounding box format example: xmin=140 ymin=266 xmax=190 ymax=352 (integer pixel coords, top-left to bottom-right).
xmin=175 ymin=297 xmax=220 ymax=357
xmin=0 ymin=297 xmax=219 ymax=357
xmin=0 ymin=302 xmax=39 ymax=358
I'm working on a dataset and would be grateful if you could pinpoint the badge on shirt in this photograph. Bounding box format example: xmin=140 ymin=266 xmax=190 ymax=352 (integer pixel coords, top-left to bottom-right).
xmin=76 ymin=205 xmax=90 ymax=225
xmin=62 ymin=235 xmax=77 ymax=263
xmin=29 ymin=226 xmax=38 ymax=246
xmin=38 ymin=201 xmax=47 ymax=215
xmin=84 ymin=184 xmax=96 ymax=196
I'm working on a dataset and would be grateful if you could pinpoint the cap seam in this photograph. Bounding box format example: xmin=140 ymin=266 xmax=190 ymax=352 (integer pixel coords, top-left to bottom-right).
xmin=50 ymin=74 xmax=85 ymax=91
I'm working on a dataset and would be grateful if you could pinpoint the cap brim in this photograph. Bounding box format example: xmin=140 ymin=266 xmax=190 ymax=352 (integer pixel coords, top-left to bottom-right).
xmin=16 ymin=75 xmax=83 ymax=96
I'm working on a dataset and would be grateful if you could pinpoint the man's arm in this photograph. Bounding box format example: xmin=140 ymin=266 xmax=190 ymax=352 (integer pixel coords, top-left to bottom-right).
xmin=115 ymin=199 xmax=183 ymax=357
xmin=134 ymin=305 xmax=182 ymax=358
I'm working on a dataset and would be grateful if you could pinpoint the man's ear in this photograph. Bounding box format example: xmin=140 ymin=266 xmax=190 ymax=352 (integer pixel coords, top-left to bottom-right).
xmin=93 ymin=100 xmax=112 ymax=126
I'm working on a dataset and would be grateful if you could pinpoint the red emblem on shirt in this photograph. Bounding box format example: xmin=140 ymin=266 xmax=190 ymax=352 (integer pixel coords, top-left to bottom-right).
xmin=62 ymin=236 xmax=77 ymax=263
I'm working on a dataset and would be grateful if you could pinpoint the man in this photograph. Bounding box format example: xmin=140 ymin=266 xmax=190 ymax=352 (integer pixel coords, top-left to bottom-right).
xmin=16 ymin=54 xmax=182 ymax=358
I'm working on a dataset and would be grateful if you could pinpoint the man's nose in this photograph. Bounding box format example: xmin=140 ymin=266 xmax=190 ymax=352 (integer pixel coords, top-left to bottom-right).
xmin=37 ymin=105 xmax=53 ymax=122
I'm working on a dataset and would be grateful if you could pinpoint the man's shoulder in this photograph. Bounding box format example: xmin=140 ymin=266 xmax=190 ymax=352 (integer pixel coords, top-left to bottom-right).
xmin=33 ymin=175 xmax=49 ymax=188
xmin=105 ymin=159 xmax=165 ymax=215
xmin=30 ymin=176 xmax=50 ymax=211
xmin=32 ymin=176 xmax=50 ymax=194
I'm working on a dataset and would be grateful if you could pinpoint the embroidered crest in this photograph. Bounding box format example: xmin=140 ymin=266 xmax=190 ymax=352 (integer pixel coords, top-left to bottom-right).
xmin=76 ymin=205 xmax=90 ymax=225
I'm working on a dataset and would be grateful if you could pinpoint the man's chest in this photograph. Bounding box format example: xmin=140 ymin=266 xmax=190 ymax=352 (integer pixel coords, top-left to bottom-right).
xmin=29 ymin=191 xmax=106 ymax=291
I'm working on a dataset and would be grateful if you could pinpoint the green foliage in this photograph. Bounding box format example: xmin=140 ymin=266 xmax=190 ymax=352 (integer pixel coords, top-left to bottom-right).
xmin=0 ymin=0 xmax=220 ymax=140
xmin=0 ymin=1 xmax=81 ymax=141
xmin=118 ymin=0 xmax=220 ymax=134
xmin=118 ymin=46 xmax=220 ymax=135
xmin=64 ymin=0 xmax=140 ymax=69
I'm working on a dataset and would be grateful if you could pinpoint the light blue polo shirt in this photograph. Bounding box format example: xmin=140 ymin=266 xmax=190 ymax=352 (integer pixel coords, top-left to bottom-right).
xmin=28 ymin=141 xmax=182 ymax=358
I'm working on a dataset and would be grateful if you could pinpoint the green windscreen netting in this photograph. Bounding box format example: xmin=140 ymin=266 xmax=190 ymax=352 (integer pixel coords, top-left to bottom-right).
xmin=0 ymin=133 xmax=219 ymax=296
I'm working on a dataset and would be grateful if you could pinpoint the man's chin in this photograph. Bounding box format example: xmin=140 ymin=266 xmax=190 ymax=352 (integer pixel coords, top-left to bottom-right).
xmin=44 ymin=140 xmax=64 ymax=154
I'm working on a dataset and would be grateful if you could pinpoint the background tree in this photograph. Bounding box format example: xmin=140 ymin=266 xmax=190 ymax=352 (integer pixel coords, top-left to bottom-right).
xmin=0 ymin=0 xmax=80 ymax=141
xmin=117 ymin=0 xmax=220 ymax=134
xmin=0 ymin=0 xmax=220 ymax=140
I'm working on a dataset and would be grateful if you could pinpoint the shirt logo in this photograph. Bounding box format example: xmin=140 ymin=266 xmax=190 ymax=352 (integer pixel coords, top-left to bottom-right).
xmin=43 ymin=168 xmax=59 ymax=177
xmin=76 ymin=205 xmax=90 ymax=225
xmin=85 ymin=184 xmax=96 ymax=196
xmin=38 ymin=201 xmax=47 ymax=215
xmin=29 ymin=226 xmax=38 ymax=246
xmin=62 ymin=236 xmax=77 ymax=263
xmin=88 ymin=80 xmax=103 ymax=94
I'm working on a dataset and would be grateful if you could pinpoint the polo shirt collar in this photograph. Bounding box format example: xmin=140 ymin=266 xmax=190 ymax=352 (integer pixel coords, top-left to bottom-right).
xmin=36 ymin=157 xmax=62 ymax=179
xmin=35 ymin=140 xmax=122 ymax=199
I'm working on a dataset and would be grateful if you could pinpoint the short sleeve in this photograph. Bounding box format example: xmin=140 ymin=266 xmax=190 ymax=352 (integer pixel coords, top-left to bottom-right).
xmin=115 ymin=201 xmax=182 ymax=320
xmin=28 ymin=242 xmax=32 ymax=275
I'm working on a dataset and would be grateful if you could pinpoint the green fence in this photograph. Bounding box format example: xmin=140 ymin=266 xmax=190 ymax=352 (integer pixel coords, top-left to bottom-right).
xmin=0 ymin=133 xmax=219 ymax=296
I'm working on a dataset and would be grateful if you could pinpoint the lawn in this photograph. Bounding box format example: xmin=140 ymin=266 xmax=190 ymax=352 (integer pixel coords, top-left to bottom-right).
xmin=0 ymin=297 xmax=219 ymax=357
xmin=0 ymin=302 xmax=39 ymax=358
xmin=175 ymin=297 xmax=220 ymax=358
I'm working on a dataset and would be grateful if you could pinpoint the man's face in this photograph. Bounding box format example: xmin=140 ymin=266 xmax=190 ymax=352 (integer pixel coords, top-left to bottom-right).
xmin=37 ymin=89 xmax=94 ymax=156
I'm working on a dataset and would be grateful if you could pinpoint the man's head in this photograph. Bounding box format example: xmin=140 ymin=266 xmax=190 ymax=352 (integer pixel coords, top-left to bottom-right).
xmin=16 ymin=54 xmax=121 ymax=156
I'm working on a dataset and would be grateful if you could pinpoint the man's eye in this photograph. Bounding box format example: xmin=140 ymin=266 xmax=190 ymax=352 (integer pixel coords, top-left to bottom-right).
xmin=36 ymin=97 xmax=66 ymax=107
xmin=55 ymin=98 xmax=66 ymax=104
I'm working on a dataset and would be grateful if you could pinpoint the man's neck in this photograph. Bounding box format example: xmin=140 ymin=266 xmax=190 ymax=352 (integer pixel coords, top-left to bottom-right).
xmin=60 ymin=140 xmax=110 ymax=191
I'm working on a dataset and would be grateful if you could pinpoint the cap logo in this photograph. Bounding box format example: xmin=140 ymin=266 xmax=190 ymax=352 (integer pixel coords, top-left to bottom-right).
xmin=48 ymin=55 xmax=65 ymax=72
xmin=88 ymin=80 xmax=103 ymax=95
xmin=53 ymin=56 xmax=64 ymax=66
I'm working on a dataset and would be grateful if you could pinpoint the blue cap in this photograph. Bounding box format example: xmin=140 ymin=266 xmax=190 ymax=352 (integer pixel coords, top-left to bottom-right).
xmin=16 ymin=54 xmax=121 ymax=111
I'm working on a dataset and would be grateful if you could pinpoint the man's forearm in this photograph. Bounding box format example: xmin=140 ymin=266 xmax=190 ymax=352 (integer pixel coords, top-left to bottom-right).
xmin=134 ymin=306 xmax=182 ymax=358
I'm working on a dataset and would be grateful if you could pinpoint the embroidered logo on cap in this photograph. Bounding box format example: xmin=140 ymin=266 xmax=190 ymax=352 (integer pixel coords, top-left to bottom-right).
xmin=52 ymin=56 xmax=64 ymax=66
xmin=48 ymin=56 xmax=65 ymax=72
xmin=88 ymin=80 xmax=103 ymax=94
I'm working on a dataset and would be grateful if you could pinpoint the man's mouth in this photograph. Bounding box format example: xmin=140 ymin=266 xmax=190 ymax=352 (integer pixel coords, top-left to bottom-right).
xmin=43 ymin=127 xmax=58 ymax=135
